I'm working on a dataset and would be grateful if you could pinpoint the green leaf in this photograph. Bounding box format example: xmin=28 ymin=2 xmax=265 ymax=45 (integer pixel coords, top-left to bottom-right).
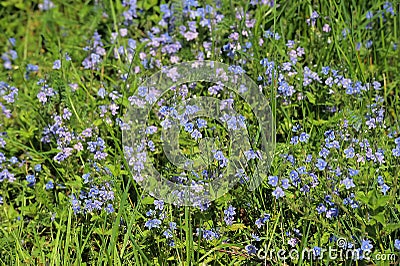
xmin=305 ymin=91 xmax=316 ymax=104
xmin=371 ymin=211 xmax=386 ymax=226
xmin=382 ymin=223 xmax=400 ymax=235
xmin=374 ymin=195 xmax=391 ymax=210
xmin=141 ymin=197 xmax=154 ymax=205
xmin=228 ymin=223 xmax=246 ymax=231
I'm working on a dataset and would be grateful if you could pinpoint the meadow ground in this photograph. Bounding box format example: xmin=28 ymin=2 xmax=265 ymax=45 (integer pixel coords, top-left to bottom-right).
xmin=0 ymin=0 xmax=400 ymax=265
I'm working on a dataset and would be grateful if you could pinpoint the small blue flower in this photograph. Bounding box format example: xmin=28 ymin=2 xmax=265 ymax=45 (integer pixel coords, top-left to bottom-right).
xmin=105 ymin=203 xmax=114 ymax=213
xmin=377 ymin=176 xmax=384 ymax=185
xmin=82 ymin=173 xmax=91 ymax=184
xmin=268 ymin=176 xmax=278 ymax=187
xmin=299 ymin=132 xmax=310 ymax=142
xmin=341 ymin=177 xmax=355 ymax=189
xmin=348 ymin=168 xmax=359 ymax=177
xmin=316 ymin=203 xmax=326 ymax=214
xmin=154 ymin=199 xmax=164 ymax=210
xmin=145 ymin=218 xmax=162 ymax=229
xmin=191 ymin=129 xmax=202 ymax=140
xmin=197 ymin=118 xmax=207 ymax=128
xmin=321 ymin=66 xmax=330 ymax=75
xmin=97 ymin=87 xmax=106 ymax=98
xmin=319 ymin=148 xmax=330 ymax=158
xmin=169 ymin=222 xmax=177 ymax=230
xmin=26 ymin=174 xmax=35 ymax=186
xmin=361 ymin=239 xmax=373 ymax=252
xmin=245 ymin=244 xmax=258 ymax=255
xmin=45 ymin=181 xmax=54 ymax=190
xmin=272 ymin=187 xmax=285 ymax=199
xmin=326 ymin=207 xmax=339 ymax=218
xmin=394 ymin=239 xmax=400 ymax=250
xmin=34 ymin=164 xmax=42 ymax=172
xmin=381 ymin=184 xmax=390 ymax=195
xmin=344 ymin=147 xmax=355 ymax=158
xmin=392 ymin=147 xmax=400 ymax=157
xmin=290 ymin=136 xmax=299 ymax=145
xmin=163 ymin=229 xmax=173 ymax=238
xmin=251 ymin=233 xmax=260 ymax=241
xmin=224 ymin=205 xmax=236 ymax=225
xmin=313 ymin=246 xmax=322 ymax=257
xmin=281 ymin=179 xmax=290 ymax=189
xmin=316 ymin=158 xmax=327 ymax=170
xmin=184 ymin=122 xmax=194 ymax=133
xmin=53 ymin=60 xmax=61 ymax=70
xmin=224 ymin=205 xmax=236 ymax=217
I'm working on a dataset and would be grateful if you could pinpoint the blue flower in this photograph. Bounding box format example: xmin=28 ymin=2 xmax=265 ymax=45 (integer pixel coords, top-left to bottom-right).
xmin=268 ymin=176 xmax=278 ymax=187
xmin=392 ymin=147 xmax=400 ymax=157
xmin=344 ymin=147 xmax=355 ymax=158
xmin=45 ymin=181 xmax=54 ymax=190
xmin=53 ymin=60 xmax=61 ymax=70
xmin=26 ymin=174 xmax=35 ymax=186
xmin=169 ymin=222 xmax=177 ymax=230
xmin=381 ymin=184 xmax=390 ymax=195
xmin=313 ymin=246 xmax=322 ymax=257
xmin=281 ymin=179 xmax=290 ymax=189
xmin=245 ymin=244 xmax=258 ymax=255
xmin=316 ymin=203 xmax=326 ymax=214
xmin=316 ymin=158 xmax=327 ymax=170
xmin=361 ymin=239 xmax=373 ymax=252
xmin=326 ymin=207 xmax=339 ymax=218
xmin=377 ymin=175 xmax=384 ymax=186
xmin=299 ymin=132 xmax=309 ymax=142
xmin=290 ymin=170 xmax=300 ymax=186
xmin=244 ymin=149 xmax=260 ymax=160
xmin=224 ymin=205 xmax=236 ymax=225
xmin=319 ymin=148 xmax=330 ymax=158
xmin=348 ymin=168 xmax=359 ymax=177
xmin=105 ymin=203 xmax=114 ymax=213
xmin=341 ymin=177 xmax=355 ymax=189
xmin=184 ymin=122 xmax=194 ymax=133
xmin=224 ymin=205 xmax=236 ymax=217
xmin=394 ymin=239 xmax=400 ymax=250
xmin=163 ymin=229 xmax=173 ymax=238
xmin=154 ymin=199 xmax=164 ymax=210
xmin=321 ymin=66 xmax=330 ymax=75
xmin=290 ymin=136 xmax=299 ymax=145
xmin=145 ymin=218 xmax=162 ymax=229
xmin=197 ymin=118 xmax=207 ymax=128
xmin=251 ymin=233 xmax=261 ymax=241
xmin=191 ymin=129 xmax=202 ymax=140
xmin=34 ymin=164 xmax=42 ymax=172
xmin=97 ymin=87 xmax=106 ymax=98
xmin=272 ymin=187 xmax=285 ymax=199
xmin=213 ymin=150 xmax=224 ymax=160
